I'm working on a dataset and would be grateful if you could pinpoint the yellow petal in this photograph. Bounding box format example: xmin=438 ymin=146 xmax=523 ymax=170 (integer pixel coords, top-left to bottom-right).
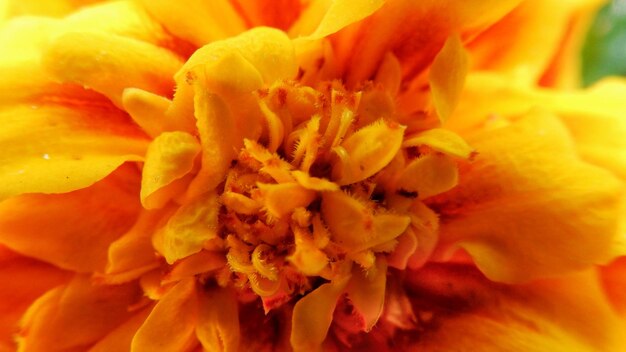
xmin=404 ymin=264 xmax=626 ymax=352
xmin=429 ymin=34 xmax=469 ymax=123
xmin=256 ymin=182 xmax=317 ymax=219
xmin=291 ymin=275 xmax=351 ymax=352
xmin=0 ymin=250 xmax=70 ymax=351
xmin=19 ymin=275 xmax=141 ymax=351
xmin=0 ymin=103 xmax=147 ymax=200
xmin=306 ymin=0 xmax=385 ymax=39
xmin=159 ymin=193 xmax=220 ymax=264
xmin=132 ymin=279 xmax=198 ymax=352
xmin=122 ymin=88 xmax=176 ymax=138
xmin=141 ymin=131 xmax=201 ymax=209
xmin=321 ymin=191 xmax=410 ymax=252
xmin=1 ymin=0 xmax=103 ymax=18
xmin=196 ymin=287 xmax=241 ymax=352
xmin=136 ymin=0 xmax=246 ymax=46
xmin=396 ymin=154 xmax=459 ymax=200
xmin=433 ymin=111 xmax=624 ymax=283
xmin=43 ymin=31 xmax=183 ymax=108
xmin=345 ymin=258 xmax=387 ymax=332
xmin=403 ymin=128 xmax=474 ymax=159
xmin=186 ymin=89 xmax=237 ymax=199
xmin=0 ymin=166 xmax=141 ymax=273
xmin=332 ymin=119 xmax=405 ymax=185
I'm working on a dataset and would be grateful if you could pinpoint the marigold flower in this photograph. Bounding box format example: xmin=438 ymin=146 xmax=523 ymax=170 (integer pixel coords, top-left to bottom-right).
xmin=0 ymin=0 xmax=625 ymax=351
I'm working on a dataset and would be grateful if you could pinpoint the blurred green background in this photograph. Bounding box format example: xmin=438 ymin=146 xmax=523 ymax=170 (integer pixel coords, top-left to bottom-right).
xmin=582 ymin=0 xmax=626 ymax=85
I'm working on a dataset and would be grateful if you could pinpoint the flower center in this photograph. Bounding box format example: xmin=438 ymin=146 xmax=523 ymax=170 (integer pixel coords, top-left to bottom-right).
xmin=178 ymin=79 xmax=463 ymax=312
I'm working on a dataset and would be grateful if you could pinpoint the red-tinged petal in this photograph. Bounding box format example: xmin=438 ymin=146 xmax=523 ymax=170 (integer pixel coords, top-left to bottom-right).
xmin=332 ymin=0 xmax=521 ymax=86
xmin=141 ymin=131 xmax=201 ymax=209
xmin=89 ymin=307 xmax=152 ymax=352
xmin=402 ymin=263 xmax=626 ymax=352
xmin=42 ymin=30 xmax=183 ymax=108
xmin=0 ymin=249 xmax=70 ymax=351
xmin=291 ymin=275 xmax=351 ymax=352
xmin=0 ymin=165 xmax=142 ymax=273
xmin=600 ymin=256 xmax=626 ymax=316
xmin=195 ymin=287 xmax=241 ymax=352
xmin=429 ymin=34 xmax=469 ymax=123
xmin=19 ymin=275 xmax=142 ymax=352
xmin=136 ymin=0 xmax=246 ymax=46
xmin=432 ymin=111 xmax=625 ymax=283
xmin=345 ymin=259 xmax=387 ymax=332
xmin=131 ymin=279 xmax=198 ymax=352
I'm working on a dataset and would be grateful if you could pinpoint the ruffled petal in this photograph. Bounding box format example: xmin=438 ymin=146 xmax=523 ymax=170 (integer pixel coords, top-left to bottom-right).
xmin=90 ymin=307 xmax=152 ymax=352
xmin=19 ymin=275 xmax=142 ymax=351
xmin=0 ymin=248 xmax=70 ymax=351
xmin=431 ymin=111 xmax=624 ymax=283
xmin=131 ymin=279 xmax=198 ymax=352
xmin=0 ymin=165 xmax=142 ymax=273
xmin=141 ymin=131 xmax=201 ymax=209
xmin=402 ymin=263 xmax=626 ymax=352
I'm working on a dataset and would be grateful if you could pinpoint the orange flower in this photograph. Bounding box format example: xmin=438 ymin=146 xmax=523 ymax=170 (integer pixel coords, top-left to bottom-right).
xmin=0 ymin=0 xmax=625 ymax=351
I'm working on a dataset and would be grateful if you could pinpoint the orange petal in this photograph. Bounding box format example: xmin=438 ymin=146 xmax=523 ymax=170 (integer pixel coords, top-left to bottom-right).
xmin=432 ymin=111 xmax=624 ymax=283
xmin=429 ymin=34 xmax=469 ymax=123
xmin=403 ymin=263 xmax=626 ymax=352
xmin=90 ymin=307 xmax=152 ymax=352
xmin=19 ymin=275 xmax=142 ymax=351
xmin=132 ymin=279 xmax=198 ymax=351
xmin=195 ymin=287 xmax=241 ymax=352
xmin=600 ymin=256 xmax=626 ymax=316
xmin=305 ymin=0 xmax=385 ymax=39
xmin=141 ymin=131 xmax=201 ymax=209
xmin=0 ymin=165 xmax=141 ymax=273
xmin=136 ymin=0 xmax=246 ymax=46
xmin=0 ymin=249 xmax=70 ymax=351
xmin=290 ymin=275 xmax=351 ymax=351
xmin=43 ymin=30 xmax=183 ymax=108
xmin=256 ymin=182 xmax=317 ymax=219
xmin=103 ymin=210 xmax=166 ymax=284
